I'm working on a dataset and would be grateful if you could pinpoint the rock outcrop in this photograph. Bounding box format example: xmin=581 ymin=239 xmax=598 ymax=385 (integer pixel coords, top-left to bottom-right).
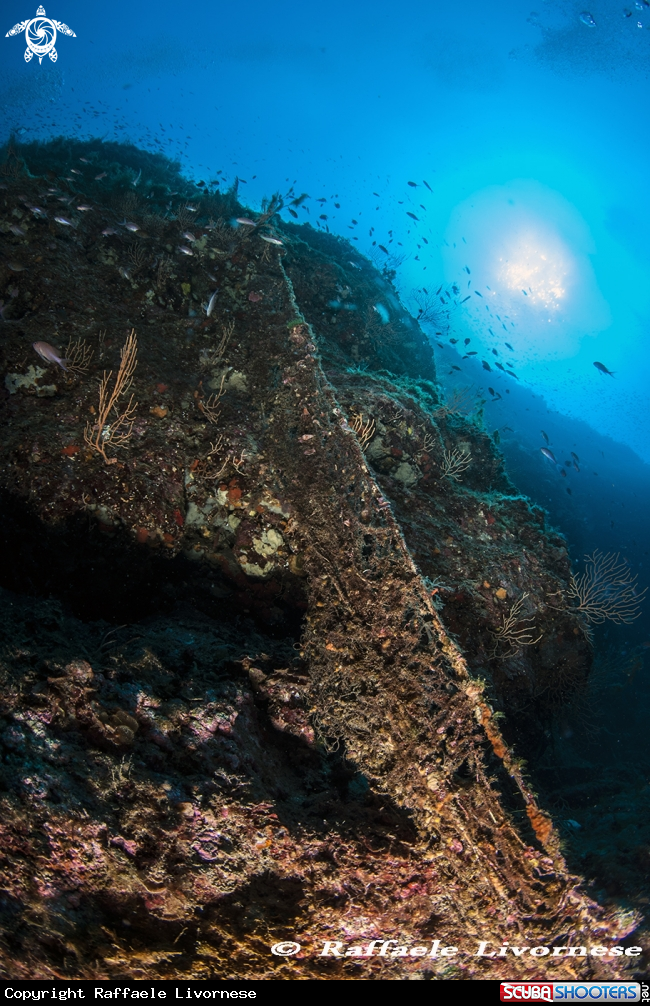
xmin=0 ymin=138 xmax=636 ymax=979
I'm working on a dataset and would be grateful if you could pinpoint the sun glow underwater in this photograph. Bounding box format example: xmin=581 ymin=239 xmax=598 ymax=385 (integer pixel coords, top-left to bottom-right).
xmin=443 ymin=181 xmax=612 ymax=365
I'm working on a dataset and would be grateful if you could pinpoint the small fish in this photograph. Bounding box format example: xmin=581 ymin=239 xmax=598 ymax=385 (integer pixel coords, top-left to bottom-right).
xmin=423 ymin=180 xmax=432 ymax=191
xmin=571 ymin=451 xmax=580 ymax=463
xmin=29 ymin=206 xmax=46 ymax=217
xmin=505 ymin=342 xmax=514 ymax=350
xmin=70 ymin=168 xmax=81 ymax=175
xmin=407 ymin=181 xmax=418 ymax=187
xmin=132 ymin=168 xmax=142 ymax=186
xmin=94 ymin=172 xmax=107 ymax=180
xmin=235 ymin=217 xmax=256 ymax=226
xmin=378 ymin=245 xmax=389 ymax=254
xmin=206 ymin=290 xmax=218 ymax=317
xmin=460 ymin=295 xmax=471 ymax=303
xmin=495 ymin=362 xmax=506 ymax=372
xmin=541 ymin=447 xmax=557 ymax=464
xmin=118 ymin=266 xmax=132 ymax=279
xmin=506 ymin=370 xmax=519 ymax=379
xmin=573 ymin=461 xmax=580 ymax=473
xmin=102 ymin=227 xmax=118 ymax=236
xmin=288 ymin=208 xmax=298 ymax=218
xmin=482 ymin=361 xmax=492 ymax=371
xmin=260 ymin=235 xmax=283 ymax=245
xmin=541 ymin=430 xmax=549 ymax=444
xmin=9 ymin=225 xmax=25 ymax=236
xmin=559 ymin=468 xmax=567 ymax=477
xmin=76 ymin=204 xmax=92 ymax=211
xmin=181 ymin=231 xmax=197 ymax=242
xmin=178 ymin=245 xmax=194 ymax=256
xmin=593 ymin=360 xmax=615 ymax=377
xmin=54 ymin=216 xmax=73 ymax=226
xmin=33 ymin=341 xmax=67 ymax=371
xmin=120 ymin=219 xmax=139 ymax=232
xmin=579 ymin=11 xmax=597 ymax=26
xmin=464 ymin=338 xmax=471 ymax=345
xmin=566 ymin=488 xmax=572 ymax=495
xmin=7 ymin=262 xmax=25 ymax=272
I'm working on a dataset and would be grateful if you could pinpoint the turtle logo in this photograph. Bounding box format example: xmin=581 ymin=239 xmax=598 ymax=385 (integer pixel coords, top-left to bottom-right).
xmin=5 ymin=5 xmax=76 ymax=64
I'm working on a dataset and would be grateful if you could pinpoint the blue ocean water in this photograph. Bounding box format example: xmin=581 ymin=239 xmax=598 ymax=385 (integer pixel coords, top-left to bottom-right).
xmin=3 ymin=2 xmax=649 ymax=449
xmin=2 ymin=0 xmax=650 ymax=907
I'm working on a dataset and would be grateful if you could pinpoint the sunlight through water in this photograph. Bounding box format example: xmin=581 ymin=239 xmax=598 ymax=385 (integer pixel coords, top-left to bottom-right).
xmin=443 ymin=180 xmax=611 ymax=364
xmin=497 ymin=229 xmax=569 ymax=310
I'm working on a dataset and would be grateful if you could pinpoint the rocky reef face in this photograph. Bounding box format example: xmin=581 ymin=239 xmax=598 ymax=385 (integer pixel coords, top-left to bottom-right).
xmin=0 ymin=139 xmax=638 ymax=979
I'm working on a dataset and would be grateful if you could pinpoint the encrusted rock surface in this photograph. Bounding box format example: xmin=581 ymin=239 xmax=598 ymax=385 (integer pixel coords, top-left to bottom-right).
xmin=0 ymin=138 xmax=640 ymax=979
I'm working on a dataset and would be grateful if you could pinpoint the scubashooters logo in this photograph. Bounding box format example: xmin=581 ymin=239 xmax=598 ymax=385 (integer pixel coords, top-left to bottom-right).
xmin=5 ymin=5 xmax=76 ymax=64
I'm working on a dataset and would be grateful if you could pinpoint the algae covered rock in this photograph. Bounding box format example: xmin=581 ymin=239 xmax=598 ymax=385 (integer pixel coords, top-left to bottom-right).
xmin=0 ymin=137 xmax=634 ymax=981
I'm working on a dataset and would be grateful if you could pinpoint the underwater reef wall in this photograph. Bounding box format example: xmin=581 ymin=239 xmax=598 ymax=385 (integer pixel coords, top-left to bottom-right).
xmin=0 ymin=139 xmax=639 ymax=980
